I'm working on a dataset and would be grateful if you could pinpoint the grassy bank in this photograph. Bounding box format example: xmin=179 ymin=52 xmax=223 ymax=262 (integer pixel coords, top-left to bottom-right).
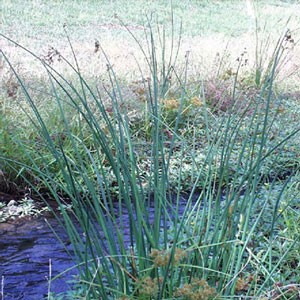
xmin=1 ymin=1 xmax=300 ymax=299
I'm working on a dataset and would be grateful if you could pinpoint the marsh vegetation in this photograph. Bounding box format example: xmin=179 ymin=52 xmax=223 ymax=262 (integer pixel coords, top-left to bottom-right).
xmin=1 ymin=1 xmax=300 ymax=299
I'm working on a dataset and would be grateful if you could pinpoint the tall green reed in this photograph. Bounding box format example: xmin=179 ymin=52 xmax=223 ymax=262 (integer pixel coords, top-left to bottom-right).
xmin=1 ymin=17 xmax=299 ymax=299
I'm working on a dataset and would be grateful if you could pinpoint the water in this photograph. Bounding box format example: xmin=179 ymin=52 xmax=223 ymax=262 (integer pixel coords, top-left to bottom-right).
xmin=0 ymin=215 xmax=77 ymax=300
xmin=0 ymin=195 xmax=196 ymax=299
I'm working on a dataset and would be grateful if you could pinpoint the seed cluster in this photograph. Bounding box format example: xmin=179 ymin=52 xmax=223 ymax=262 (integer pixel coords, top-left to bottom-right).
xmin=150 ymin=248 xmax=187 ymax=267
xmin=175 ymin=278 xmax=216 ymax=300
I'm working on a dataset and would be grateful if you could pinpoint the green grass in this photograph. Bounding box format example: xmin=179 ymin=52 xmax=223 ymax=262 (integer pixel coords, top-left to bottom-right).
xmin=2 ymin=0 xmax=300 ymax=92
xmin=2 ymin=0 xmax=300 ymax=43
xmin=1 ymin=1 xmax=300 ymax=299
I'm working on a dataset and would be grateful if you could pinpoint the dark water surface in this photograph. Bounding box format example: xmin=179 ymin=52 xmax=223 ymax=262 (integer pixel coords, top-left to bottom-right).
xmin=0 ymin=196 xmax=195 ymax=299
xmin=0 ymin=215 xmax=77 ymax=300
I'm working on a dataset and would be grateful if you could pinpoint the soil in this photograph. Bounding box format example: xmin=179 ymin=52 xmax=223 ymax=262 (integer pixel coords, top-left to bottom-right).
xmin=0 ymin=191 xmax=26 ymax=203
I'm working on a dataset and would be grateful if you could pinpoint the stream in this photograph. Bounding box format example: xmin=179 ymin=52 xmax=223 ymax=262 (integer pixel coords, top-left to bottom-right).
xmin=0 ymin=215 xmax=77 ymax=300
xmin=0 ymin=195 xmax=195 ymax=299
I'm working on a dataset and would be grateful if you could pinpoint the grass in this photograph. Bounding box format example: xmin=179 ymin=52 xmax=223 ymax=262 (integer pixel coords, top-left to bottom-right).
xmin=1 ymin=0 xmax=300 ymax=81
xmin=1 ymin=1 xmax=300 ymax=299
xmin=2 ymin=0 xmax=300 ymax=40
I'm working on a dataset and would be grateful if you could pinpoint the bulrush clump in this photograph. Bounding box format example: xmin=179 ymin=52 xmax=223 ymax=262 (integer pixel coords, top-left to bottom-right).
xmin=150 ymin=248 xmax=187 ymax=267
xmin=162 ymin=98 xmax=180 ymax=110
xmin=175 ymin=278 xmax=217 ymax=300
xmin=137 ymin=276 xmax=163 ymax=297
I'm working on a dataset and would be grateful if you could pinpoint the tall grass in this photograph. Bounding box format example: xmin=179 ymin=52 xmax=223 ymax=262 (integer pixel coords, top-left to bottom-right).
xmin=1 ymin=17 xmax=300 ymax=299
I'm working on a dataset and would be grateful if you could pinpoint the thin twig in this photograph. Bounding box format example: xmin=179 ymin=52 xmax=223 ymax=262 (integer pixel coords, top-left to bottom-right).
xmin=47 ymin=259 xmax=52 ymax=300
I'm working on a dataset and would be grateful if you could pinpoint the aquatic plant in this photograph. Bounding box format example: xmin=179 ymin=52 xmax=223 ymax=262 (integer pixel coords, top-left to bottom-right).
xmin=1 ymin=13 xmax=300 ymax=300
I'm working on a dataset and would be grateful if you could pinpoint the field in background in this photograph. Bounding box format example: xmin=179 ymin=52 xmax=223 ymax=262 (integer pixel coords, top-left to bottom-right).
xmin=1 ymin=0 xmax=300 ymax=84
